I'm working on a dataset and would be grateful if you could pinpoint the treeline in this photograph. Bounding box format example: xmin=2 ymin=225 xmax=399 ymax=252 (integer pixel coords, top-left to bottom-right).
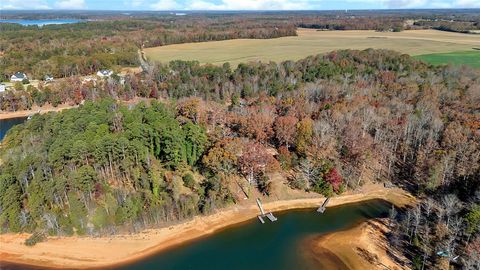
xmin=414 ymin=20 xmax=480 ymax=33
xmin=298 ymin=17 xmax=405 ymax=31
xmin=0 ymin=50 xmax=479 ymax=269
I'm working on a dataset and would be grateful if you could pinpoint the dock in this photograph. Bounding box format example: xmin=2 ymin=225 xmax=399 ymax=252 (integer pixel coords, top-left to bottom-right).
xmin=265 ymin=212 xmax=278 ymax=222
xmin=258 ymin=215 xmax=265 ymax=224
xmin=317 ymin=197 xmax=330 ymax=213
xmin=256 ymin=198 xmax=277 ymax=224
xmin=256 ymin=198 xmax=266 ymax=216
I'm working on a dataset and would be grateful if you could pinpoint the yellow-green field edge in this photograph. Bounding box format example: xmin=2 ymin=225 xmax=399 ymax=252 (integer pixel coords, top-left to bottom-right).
xmin=414 ymin=50 xmax=480 ymax=69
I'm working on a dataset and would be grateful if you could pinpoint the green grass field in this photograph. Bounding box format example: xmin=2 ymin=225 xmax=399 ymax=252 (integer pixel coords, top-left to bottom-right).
xmin=415 ymin=51 xmax=480 ymax=68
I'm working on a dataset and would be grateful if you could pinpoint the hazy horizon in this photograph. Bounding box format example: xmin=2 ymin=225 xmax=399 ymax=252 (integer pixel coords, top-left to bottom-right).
xmin=1 ymin=0 xmax=479 ymax=11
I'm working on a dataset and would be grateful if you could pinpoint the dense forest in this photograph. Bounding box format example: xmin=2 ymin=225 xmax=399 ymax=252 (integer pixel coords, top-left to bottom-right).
xmin=1 ymin=49 xmax=479 ymax=269
xmin=1 ymin=10 xmax=479 ymax=80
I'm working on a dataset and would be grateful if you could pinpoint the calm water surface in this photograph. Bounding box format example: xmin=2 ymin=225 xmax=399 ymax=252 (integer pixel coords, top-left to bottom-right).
xmin=0 ymin=19 xmax=81 ymax=26
xmin=0 ymin=117 xmax=27 ymax=141
xmin=1 ymin=200 xmax=390 ymax=270
xmin=116 ymin=199 xmax=391 ymax=270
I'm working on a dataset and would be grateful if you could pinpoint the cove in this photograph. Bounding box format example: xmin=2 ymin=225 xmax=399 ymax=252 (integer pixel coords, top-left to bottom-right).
xmin=115 ymin=199 xmax=391 ymax=270
xmin=0 ymin=117 xmax=27 ymax=141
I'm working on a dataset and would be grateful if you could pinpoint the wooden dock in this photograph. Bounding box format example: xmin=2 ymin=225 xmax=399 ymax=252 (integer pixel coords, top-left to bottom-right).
xmin=256 ymin=198 xmax=266 ymax=216
xmin=265 ymin=212 xmax=278 ymax=222
xmin=256 ymin=198 xmax=277 ymax=223
xmin=317 ymin=197 xmax=330 ymax=213
xmin=258 ymin=215 xmax=265 ymax=224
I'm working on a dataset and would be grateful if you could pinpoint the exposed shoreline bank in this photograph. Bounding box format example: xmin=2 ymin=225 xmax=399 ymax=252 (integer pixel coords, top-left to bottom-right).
xmin=0 ymin=98 xmax=150 ymax=121
xmin=307 ymin=218 xmax=411 ymax=270
xmin=0 ymin=185 xmax=414 ymax=269
xmin=0 ymin=104 xmax=77 ymax=120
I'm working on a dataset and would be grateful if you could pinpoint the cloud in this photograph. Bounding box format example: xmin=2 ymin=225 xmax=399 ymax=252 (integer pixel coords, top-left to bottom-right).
xmin=0 ymin=0 xmax=50 ymax=9
xmin=150 ymin=0 xmax=182 ymax=10
xmin=55 ymin=0 xmax=86 ymax=9
xmin=125 ymin=0 xmax=143 ymax=7
xmin=454 ymin=0 xmax=480 ymax=8
xmin=188 ymin=0 xmax=312 ymax=10
xmin=385 ymin=0 xmax=428 ymax=8
xmin=385 ymin=0 xmax=480 ymax=8
xmin=1 ymin=0 xmax=479 ymax=11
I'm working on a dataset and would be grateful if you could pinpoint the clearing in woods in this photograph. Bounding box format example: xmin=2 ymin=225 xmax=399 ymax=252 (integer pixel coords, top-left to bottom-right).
xmin=144 ymin=28 xmax=480 ymax=66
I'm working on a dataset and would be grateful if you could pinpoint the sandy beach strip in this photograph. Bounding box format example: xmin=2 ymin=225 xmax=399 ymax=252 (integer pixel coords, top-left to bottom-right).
xmin=0 ymin=104 xmax=77 ymax=120
xmin=0 ymin=185 xmax=414 ymax=269
xmin=307 ymin=218 xmax=411 ymax=270
xmin=0 ymin=98 xmax=150 ymax=120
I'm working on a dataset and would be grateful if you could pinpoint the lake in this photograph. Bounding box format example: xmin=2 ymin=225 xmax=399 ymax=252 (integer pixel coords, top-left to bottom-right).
xmin=0 ymin=19 xmax=81 ymax=26
xmin=0 ymin=117 xmax=27 ymax=141
xmin=1 ymin=199 xmax=391 ymax=270
xmin=115 ymin=199 xmax=391 ymax=270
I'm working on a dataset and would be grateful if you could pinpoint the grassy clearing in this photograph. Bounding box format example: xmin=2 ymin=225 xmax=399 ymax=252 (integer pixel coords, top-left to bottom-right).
xmin=145 ymin=29 xmax=480 ymax=66
xmin=415 ymin=51 xmax=480 ymax=68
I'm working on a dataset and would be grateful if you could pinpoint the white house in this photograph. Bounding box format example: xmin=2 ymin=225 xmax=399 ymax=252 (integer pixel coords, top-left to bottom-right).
xmin=11 ymin=72 xmax=27 ymax=82
xmin=0 ymin=84 xmax=5 ymax=92
xmin=44 ymin=75 xmax=54 ymax=82
xmin=96 ymin=70 xmax=113 ymax=78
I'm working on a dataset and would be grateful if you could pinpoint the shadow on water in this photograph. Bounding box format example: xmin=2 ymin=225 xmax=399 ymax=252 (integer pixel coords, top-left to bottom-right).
xmin=1 ymin=199 xmax=391 ymax=270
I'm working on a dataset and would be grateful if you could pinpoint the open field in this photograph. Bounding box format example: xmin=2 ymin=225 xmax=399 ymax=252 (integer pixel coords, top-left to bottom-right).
xmin=415 ymin=50 xmax=480 ymax=68
xmin=145 ymin=28 xmax=480 ymax=66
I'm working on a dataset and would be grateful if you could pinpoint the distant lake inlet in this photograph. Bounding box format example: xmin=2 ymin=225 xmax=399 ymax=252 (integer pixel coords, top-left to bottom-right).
xmin=0 ymin=19 xmax=82 ymax=26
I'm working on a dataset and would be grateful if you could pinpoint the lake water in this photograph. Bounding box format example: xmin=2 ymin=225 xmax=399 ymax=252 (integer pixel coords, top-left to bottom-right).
xmin=116 ymin=199 xmax=391 ymax=270
xmin=0 ymin=117 xmax=27 ymax=141
xmin=0 ymin=19 xmax=81 ymax=26
xmin=1 ymin=199 xmax=390 ymax=270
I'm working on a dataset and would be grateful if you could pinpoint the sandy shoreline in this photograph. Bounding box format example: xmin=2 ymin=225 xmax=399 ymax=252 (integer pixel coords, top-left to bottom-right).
xmin=0 ymin=98 xmax=150 ymax=120
xmin=0 ymin=185 xmax=413 ymax=269
xmin=0 ymin=105 xmax=77 ymax=120
xmin=308 ymin=218 xmax=411 ymax=270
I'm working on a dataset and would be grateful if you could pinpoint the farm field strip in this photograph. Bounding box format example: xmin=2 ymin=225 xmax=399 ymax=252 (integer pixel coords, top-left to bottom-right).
xmin=145 ymin=29 xmax=480 ymax=66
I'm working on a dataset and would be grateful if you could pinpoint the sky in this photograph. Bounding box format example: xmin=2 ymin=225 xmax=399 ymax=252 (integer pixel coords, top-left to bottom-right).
xmin=0 ymin=0 xmax=479 ymax=10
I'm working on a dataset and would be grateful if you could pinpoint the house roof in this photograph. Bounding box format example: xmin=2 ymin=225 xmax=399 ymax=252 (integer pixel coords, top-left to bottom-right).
xmin=12 ymin=72 xmax=26 ymax=79
xmin=98 ymin=70 xmax=112 ymax=76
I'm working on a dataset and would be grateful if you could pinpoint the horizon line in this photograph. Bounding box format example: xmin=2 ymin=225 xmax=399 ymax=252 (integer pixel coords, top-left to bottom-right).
xmin=1 ymin=8 xmax=480 ymax=11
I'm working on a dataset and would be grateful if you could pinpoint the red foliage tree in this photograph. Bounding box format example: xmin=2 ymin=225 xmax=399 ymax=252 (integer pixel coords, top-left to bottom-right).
xmin=325 ymin=168 xmax=343 ymax=192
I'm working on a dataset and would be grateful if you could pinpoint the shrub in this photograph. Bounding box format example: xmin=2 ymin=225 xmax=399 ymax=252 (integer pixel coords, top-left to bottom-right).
xmin=24 ymin=232 xmax=45 ymax=246
xmin=182 ymin=173 xmax=196 ymax=189
xmin=290 ymin=175 xmax=307 ymax=190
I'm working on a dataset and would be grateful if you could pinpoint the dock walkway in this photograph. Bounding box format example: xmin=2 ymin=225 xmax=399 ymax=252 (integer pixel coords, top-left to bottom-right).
xmin=317 ymin=197 xmax=330 ymax=213
xmin=256 ymin=198 xmax=277 ymax=223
